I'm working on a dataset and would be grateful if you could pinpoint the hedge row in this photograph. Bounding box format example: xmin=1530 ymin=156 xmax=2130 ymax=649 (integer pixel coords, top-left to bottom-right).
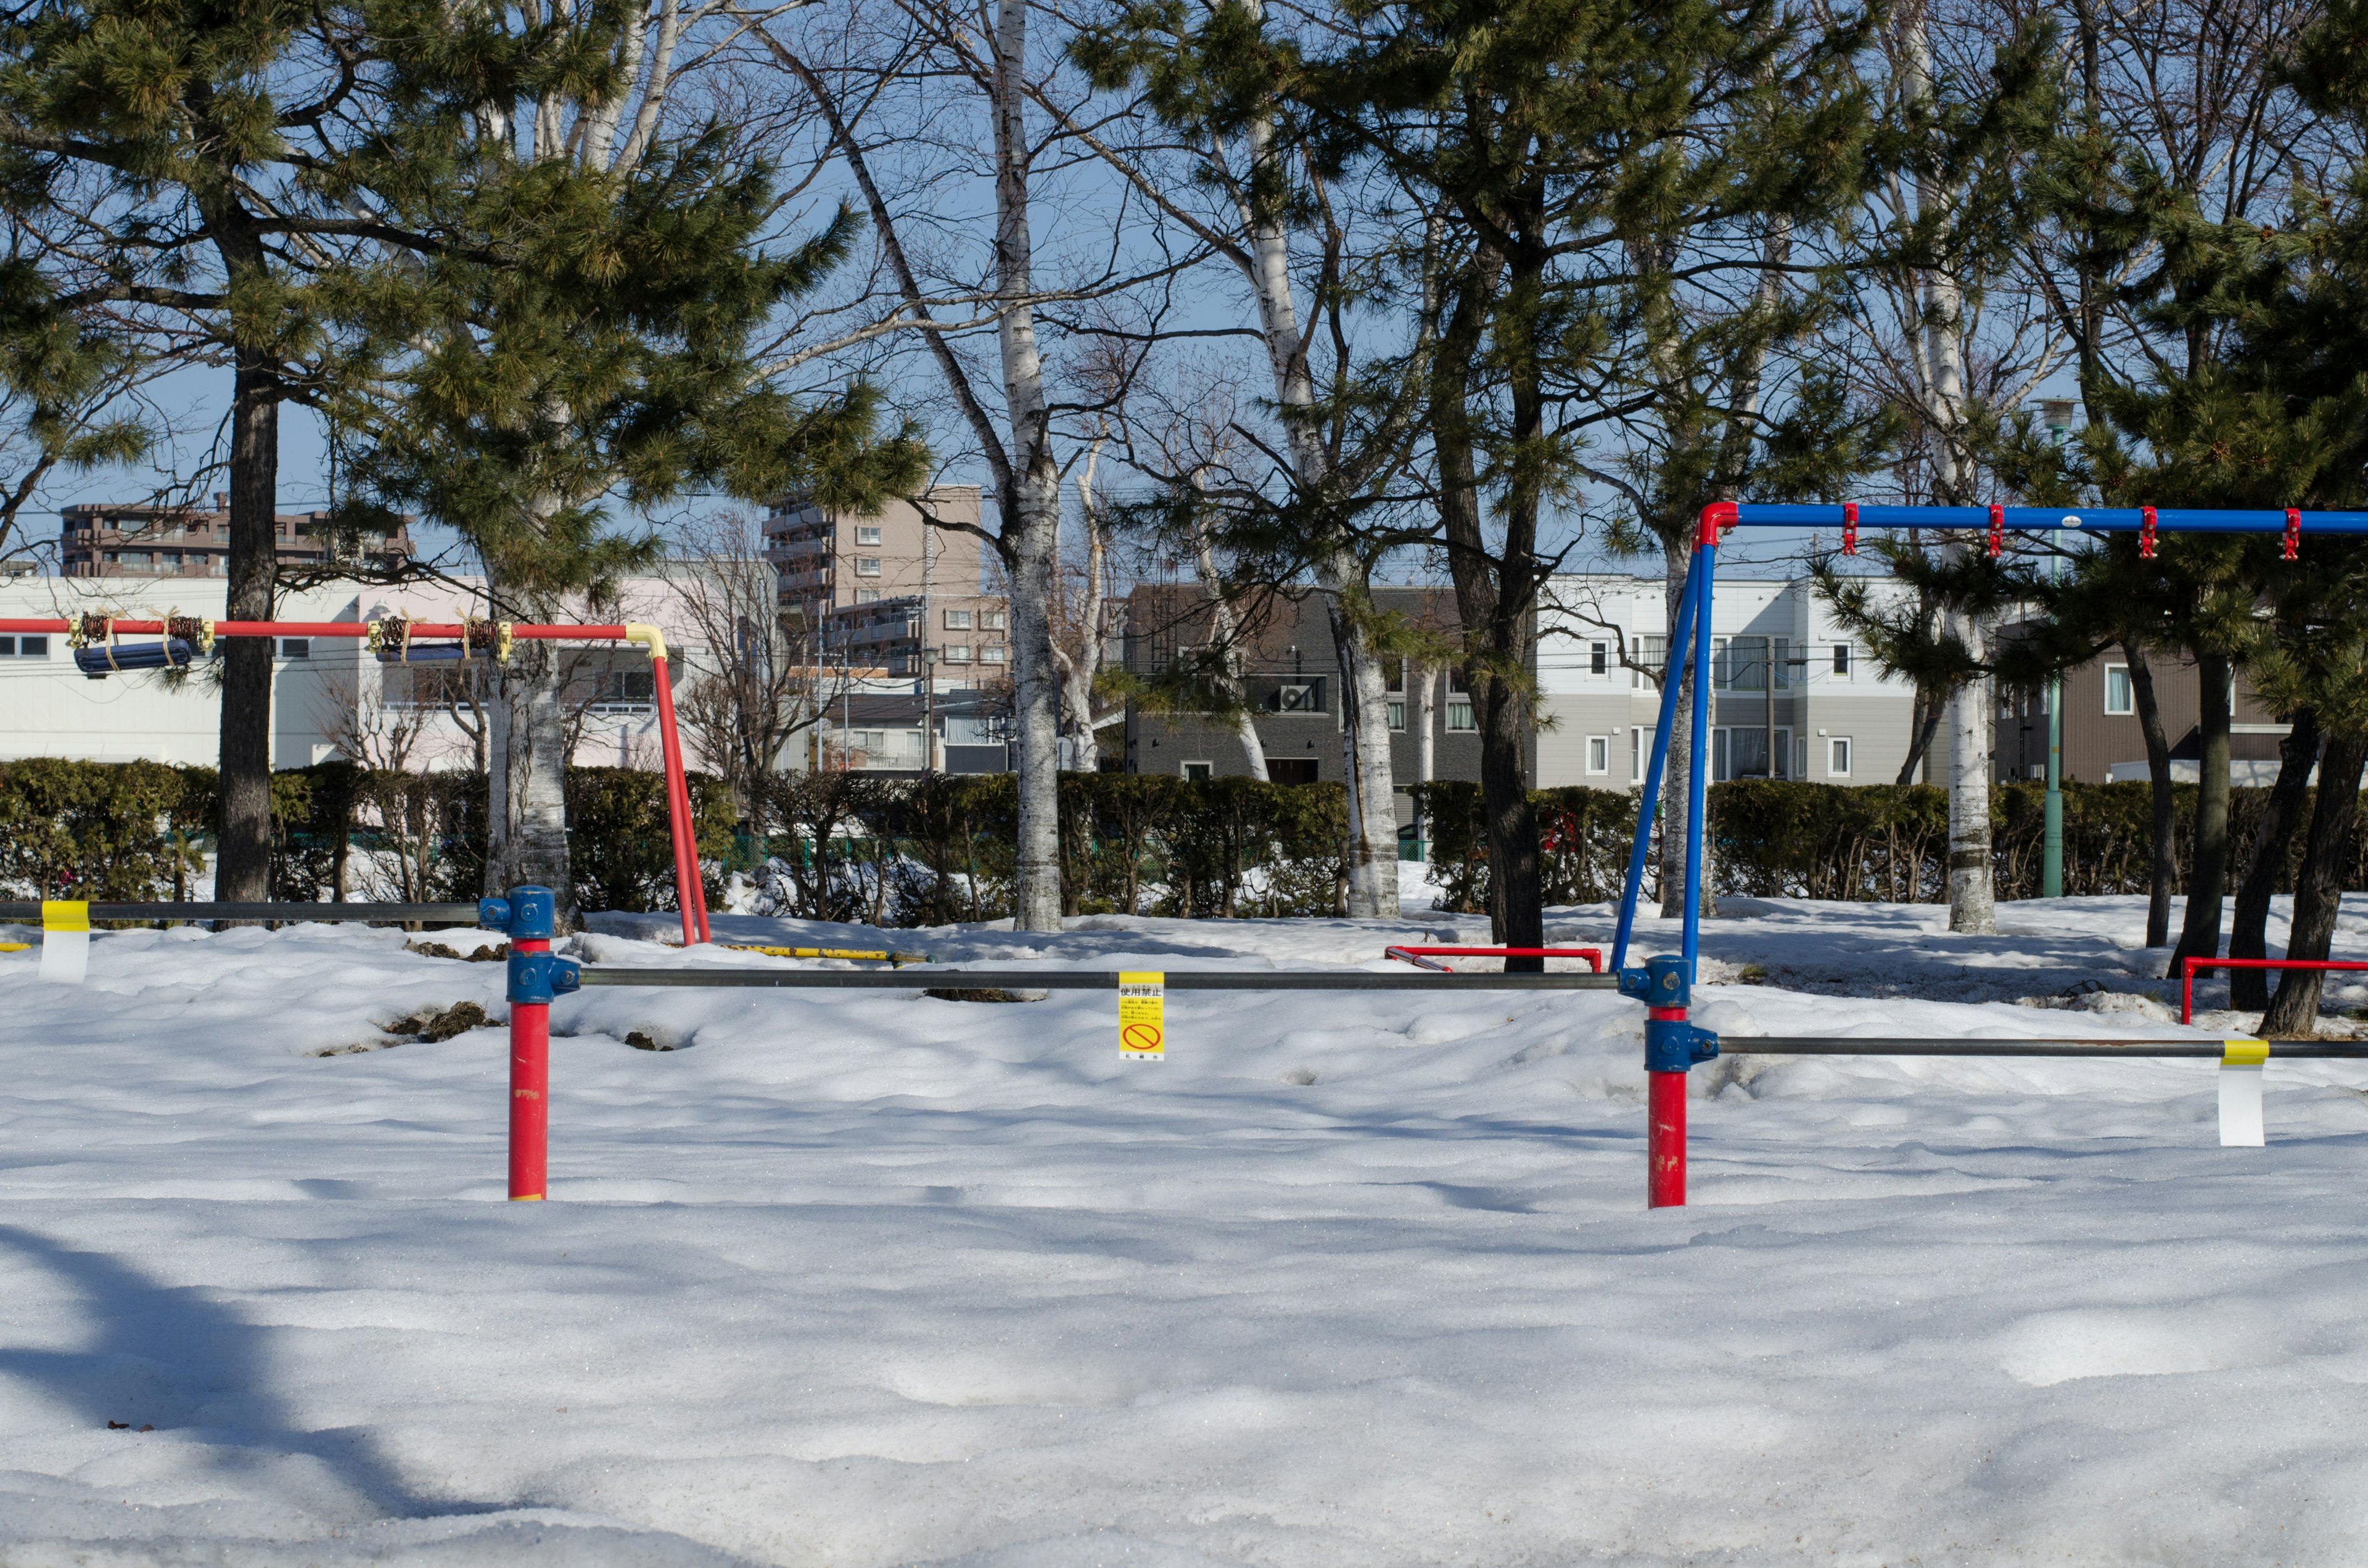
xmin=8 ymin=759 xmax=2366 ymax=924
xmin=739 ymin=770 xmax=1350 ymax=925
xmin=0 ymin=758 xmax=734 ymax=915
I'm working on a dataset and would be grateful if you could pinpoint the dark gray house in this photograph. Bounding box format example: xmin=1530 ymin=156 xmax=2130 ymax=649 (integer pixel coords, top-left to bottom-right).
xmin=1117 ymin=584 xmax=1532 ymax=831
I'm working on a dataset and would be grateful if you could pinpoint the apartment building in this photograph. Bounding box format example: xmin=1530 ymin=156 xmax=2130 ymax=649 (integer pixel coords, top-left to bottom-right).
xmin=1539 ymin=573 xmax=1923 ymax=787
xmin=765 ymin=486 xmax=1009 ymax=677
xmin=59 ymin=497 xmax=413 ymax=579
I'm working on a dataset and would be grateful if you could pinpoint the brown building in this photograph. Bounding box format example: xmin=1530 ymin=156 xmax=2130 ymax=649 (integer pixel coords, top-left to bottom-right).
xmin=60 ymin=496 xmax=413 ymax=579
xmin=766 ymin=486 xmax=1008 ymax=678
xmin=1120 ymin=584 xmax=1518 ymax=825
xmin=1996 ymin=647 xmax=2290 ymax=784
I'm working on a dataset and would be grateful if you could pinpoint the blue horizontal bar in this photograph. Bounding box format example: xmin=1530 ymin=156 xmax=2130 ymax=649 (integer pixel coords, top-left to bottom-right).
xmin=1727 ymin=504 xmax=2368 ymax=535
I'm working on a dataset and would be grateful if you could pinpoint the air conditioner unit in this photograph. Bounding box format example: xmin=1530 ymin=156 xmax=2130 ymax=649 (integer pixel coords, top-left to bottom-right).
xmin=1273 ymin=683 xmax=1320 ymax=713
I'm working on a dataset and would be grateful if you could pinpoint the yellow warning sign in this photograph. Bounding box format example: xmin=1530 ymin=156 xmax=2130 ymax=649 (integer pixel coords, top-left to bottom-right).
xmin=1119 ymin=971 xmax=1166 ymax=1059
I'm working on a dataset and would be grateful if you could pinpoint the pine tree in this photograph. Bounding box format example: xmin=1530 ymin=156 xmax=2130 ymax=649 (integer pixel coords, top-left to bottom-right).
xmin=0 ymin=0 xmax=398 ymax=899
xmin=318 ymin=0 xmax=926 ymax=917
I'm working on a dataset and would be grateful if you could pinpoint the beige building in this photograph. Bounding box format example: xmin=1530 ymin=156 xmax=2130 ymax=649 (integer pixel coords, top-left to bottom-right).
xmin=765 ymin=486 xmax=1009 ymax=678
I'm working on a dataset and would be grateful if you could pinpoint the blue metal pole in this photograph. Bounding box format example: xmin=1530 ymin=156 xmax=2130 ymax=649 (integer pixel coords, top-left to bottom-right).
xmin=1682 ymin=524 xmax=1717 ymax=974
xmin=1612 ymin=554 xmax=1704 ymax=974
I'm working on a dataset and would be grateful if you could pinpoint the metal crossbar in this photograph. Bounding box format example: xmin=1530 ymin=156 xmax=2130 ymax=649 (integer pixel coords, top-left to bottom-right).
xmin=1 ymin=901 xmax=482 ymax=924
xmin=1724 ymin=1036 xmax=2368 ymax=1059
xmin=577 ymin=967 xmax=1624 ymax=992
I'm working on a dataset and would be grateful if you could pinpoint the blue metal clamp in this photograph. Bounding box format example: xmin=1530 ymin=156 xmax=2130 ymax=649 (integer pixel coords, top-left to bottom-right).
xmin=479 ymin=885 xmax=555 ymax=940
xmin=508 ymin=951 xmax=580 ymax=1005
xmin=1645 ymin=1019 xmax=1719 ymax=1072
xmin=1619 ymin=953 xmax=1692 ymax=1008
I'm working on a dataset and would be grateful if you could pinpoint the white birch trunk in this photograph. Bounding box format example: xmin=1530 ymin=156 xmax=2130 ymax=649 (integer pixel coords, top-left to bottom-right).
xmin=990 ymin=0 xmax=1064 ymax=930
xmin=1412 ymin=661 xmax=1437 ymax=847
xmin=484 ymin=586 xmax=575 ymax=910
xmin=1062 ymin=441 xmax=1108 ymax=745
xmin=1945 ymin=599 xmax=1997 ymax=933
xmin=1187 ymin=505 xmax=1268 ymax=782
xmin=1234 ymin=0 xmax=1396 ymax=914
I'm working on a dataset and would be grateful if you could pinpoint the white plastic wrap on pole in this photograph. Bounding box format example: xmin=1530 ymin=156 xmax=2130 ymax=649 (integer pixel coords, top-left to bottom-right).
xmin=38 ymin=900 xmax=89 ymax=985
xmin=2219 ymin=1040 xmax=2268 ymax=1147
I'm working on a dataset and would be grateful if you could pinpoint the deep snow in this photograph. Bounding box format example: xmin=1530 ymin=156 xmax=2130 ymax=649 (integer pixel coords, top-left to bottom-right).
xmin=4 ymin=891 xmax=2368 ymax=1565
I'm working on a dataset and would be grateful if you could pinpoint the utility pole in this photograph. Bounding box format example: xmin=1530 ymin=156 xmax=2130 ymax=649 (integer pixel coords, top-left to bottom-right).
xmin=2039 ymin=398 xmax=2076 ymax=897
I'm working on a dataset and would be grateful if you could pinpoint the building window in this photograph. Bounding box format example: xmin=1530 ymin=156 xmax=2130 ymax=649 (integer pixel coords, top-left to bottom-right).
xmin=980 ymin=644 xmax=1007 ymax=664
xmin=1586 ymin=736 xmax=1610 ymax=774
xmin=1828 ymin=737 xmax=1852 ymax=776
xmin=855 ymin=556 xmax=882 ymax=577
xmin=595 ymin=670 xmax=657 ymax=708
xmin=0 ymin=635 xmax=49 ymax=657
xmin=2104 ymin=663 xmax=2134 ymax=715
xmin=944 ymin=644 xmax=972 ymax=663
xmin=980 ymin=609 xmax=1006 ymax=630
xmin=1446 ymin=699 xmax=1475 ymax=731
xmin=276 ymin=638 xmax=311 ymax=659
xmin=1386 ymin=659 xmax=1404 ymax=693
xmin=855 ymin=525 xmax=882 ymax=545
xmin=1631 ymin=727 xmax=1645 ymax=782
xmin=1832 ymin=642 xmax=1852 ymax=677
xmin=1388 ymin=699 xmax=1405 ymax=731
xmin=944 ymin=609 xmax=972 ymax=630
xmin=1183 ymin=761 xmax=1212 ymax=781
xmin=1590 ymin=642 xmax=1608 ymax=675
xmin=857 ymin=589 xmax=881 ymax=604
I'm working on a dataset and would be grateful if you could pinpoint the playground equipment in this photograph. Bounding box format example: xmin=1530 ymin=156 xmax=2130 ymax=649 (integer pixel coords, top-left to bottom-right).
xmin=1608 ymin=502 xmax=2368 ymax=1207
xmin=477 ymin=886 xmax=1625 ymax=1201
xmin=2180 ymin=956 xmax=2368 ymax=1025
xmin=0 ymin=611 xmax=711 ymax=947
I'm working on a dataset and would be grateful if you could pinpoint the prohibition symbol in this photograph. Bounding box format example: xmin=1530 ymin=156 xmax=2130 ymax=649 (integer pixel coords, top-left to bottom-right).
xmin=1117 ymin=970 xmax=1166 ymax=1059
xmin=1122 ymin=1022 xmax=1164 ymax=1053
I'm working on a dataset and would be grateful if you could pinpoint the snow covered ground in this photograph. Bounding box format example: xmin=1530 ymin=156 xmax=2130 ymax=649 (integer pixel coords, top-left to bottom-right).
xmin=5 ymin=892 xmax=2368 ymax=1564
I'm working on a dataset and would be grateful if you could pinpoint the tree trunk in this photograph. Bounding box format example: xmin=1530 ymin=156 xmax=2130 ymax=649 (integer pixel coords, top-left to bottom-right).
xmin=2261 ymin=729 xmax=2368 ymax=1036
xmin=1478 ymin=667 xmax=1542 ymax=963
xmin=1326 ymin=583 xmax=1402 ymax=916
xmin=1232 ymin=28 xmax=1396 ymax=917
xmin=1945 ymin=604 xmax=1995 ymax=934
xmin=1896 ymin=684 xmax=1945 ymax=785
xmin=2229 ymin=708 xmax=2318 ymax=1009
xmin=2170 ymin=650 xmax=2234 ymax=974
xmin=990 ymin=0 xmax=1064 ymax=933
xmin=1187 ymin=500 xmax=1267 ymax=782
xmin=213 ymin=348 xmax=280 ymax=903
xmin=484 ymin=598 xmax=576 ymax=922
xmin=2125 ymin=642 xmax=2176 ymax=947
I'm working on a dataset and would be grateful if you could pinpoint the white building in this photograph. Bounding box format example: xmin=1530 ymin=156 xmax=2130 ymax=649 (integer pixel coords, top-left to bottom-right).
xmin=1537 ymin=573 xmax=1923 ymax=789
xmin=0 ymin=576 xmax=699 ymax=771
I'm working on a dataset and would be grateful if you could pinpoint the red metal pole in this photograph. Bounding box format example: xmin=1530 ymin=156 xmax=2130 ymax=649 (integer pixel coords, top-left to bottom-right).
xmin=1648 ymin=998 xmax=1688 ymax=1208
xmin=649 ymin=651 xmax=704 ymax=946
xmin=2183 ymin=958 xmax=2195 ymax=1025
xmin=1648 ymin=1067 xmax=1687 ymax=1209
xmin=510 ymin=932 xmax=550 ymax=1202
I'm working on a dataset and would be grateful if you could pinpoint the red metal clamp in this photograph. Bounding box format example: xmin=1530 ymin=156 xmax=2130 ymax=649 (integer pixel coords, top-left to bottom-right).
xmin=1842 ymin=502 xmax=1857 ymax=556
xmin=2140 ymin=506 xmax=2157 ymax=559
xmin=1696 ymin=502 xmax=1738 ymax=550
xmin=1988 ymin=503 xmax=2004 ymax=559
xmin=2285 ymin=507 xmax=2301 ymax=560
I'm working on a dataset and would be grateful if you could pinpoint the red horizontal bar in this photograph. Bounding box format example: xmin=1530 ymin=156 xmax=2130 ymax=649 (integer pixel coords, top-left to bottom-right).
xmin=0 ymin=618 xmax=639 ymax=641
xmin=1385 ymin=944 xmax=1604 ymax=972
xmin=2183 ymin=958 xmax=2368 ymax=972
xmin=2179 ymin=954 xmax=2367 ymax=1024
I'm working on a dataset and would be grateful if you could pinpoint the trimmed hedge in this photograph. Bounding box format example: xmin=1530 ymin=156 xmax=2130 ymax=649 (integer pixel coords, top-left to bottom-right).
xmin=9 ymin=759 xmax=2364 ymax=922
xmin=0 ymin=758 xmax=734 ymax=914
